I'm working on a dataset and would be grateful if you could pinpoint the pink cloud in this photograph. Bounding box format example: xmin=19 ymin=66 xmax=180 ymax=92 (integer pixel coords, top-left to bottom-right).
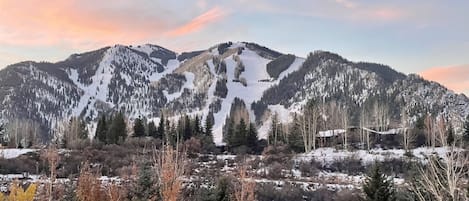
xmin=335 ymin=0 xmax=357 ymax=9
xmin=0 ymin=0 xmax=168 ymax=48
xmin=420 ymin=65 xmax=469 ymax=94
xmin=328 ymin=0 xmax=408 ymax=22
xmin=369 ymin=8 xmax=405 ymax=21
xmin=0 ymin=0 xmax=224 ymax=49
xmin=166 ymin=7 xmax=226 ymax=37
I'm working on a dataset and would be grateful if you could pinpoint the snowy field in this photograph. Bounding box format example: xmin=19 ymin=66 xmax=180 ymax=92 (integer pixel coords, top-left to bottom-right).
xmin=0 ymin=148 xmax=37 ymax=159
xmin=296 ymin=147 xmax=451 ymax=165
xmin=0 ymin=146 xmax=455 ymax=192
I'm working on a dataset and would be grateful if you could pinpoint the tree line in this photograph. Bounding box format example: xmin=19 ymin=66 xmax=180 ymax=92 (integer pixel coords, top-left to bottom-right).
xmin=93 ymin=111 xmax=216 ymax=153
xmin=264 ymin=99 xmax=469 ymax=154
xmin=1 ymin=101 xmax=469 ymax=154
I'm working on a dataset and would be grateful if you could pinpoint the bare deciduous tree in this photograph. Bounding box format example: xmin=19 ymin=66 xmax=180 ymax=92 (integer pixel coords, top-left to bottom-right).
xmin=269 ymin=112 xmax=280 ymax=146
xmin=424 ymin=115 xmax=437 ymax=147
xmin=321 ymin=101 xmax=349 ymax=149
xmin=42 ymin=146 xmax=59 ymax=201
xmin=360 ymin=107 xmax=371 ymax=150
xmin=77 ymin=162 xmax=106 ymax=201
xmin=374 ymin=101 xmax=390 ymax=132
xmin=53 ymin=117 xmax=88 ymax=148
xmin=5 ymin=118 xmax=40 ymax=148
xmin=300 ymin=101 xmax=320 ymax=152
xmin=341 ymin=106 xmax=349 ymax=150
xmin=233 ymin=164 xmax=256 ymax=201
xmin=106 ymin=181 xmax=126 ymax=201
xmin=401 ymin=108 xmax=415 ymax=152
xmin=154 ymin=145 xmax=186 ymax=201
xmin=411 ymin=119 xmax=469 ymax=201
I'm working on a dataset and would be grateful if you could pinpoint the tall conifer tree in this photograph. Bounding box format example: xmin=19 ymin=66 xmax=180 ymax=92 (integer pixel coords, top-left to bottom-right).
xmin=95 ymin=115 xmax=107 ymax=143
xmin=363 ymin=164 xmax=395 ymax=201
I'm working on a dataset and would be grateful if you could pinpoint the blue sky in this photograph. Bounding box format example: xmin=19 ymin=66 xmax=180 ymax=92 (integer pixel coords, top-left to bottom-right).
xmin=0 ymin=0 xmax=468 ymax=94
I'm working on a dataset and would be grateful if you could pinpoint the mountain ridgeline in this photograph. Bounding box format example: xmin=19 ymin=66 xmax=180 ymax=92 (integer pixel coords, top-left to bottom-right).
xmin=0 ymin=42 xmax=468 ymax=144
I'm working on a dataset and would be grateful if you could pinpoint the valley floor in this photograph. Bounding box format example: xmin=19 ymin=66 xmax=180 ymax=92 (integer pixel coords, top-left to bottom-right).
xmin=0 ymin=146 xmax=452 ymax=192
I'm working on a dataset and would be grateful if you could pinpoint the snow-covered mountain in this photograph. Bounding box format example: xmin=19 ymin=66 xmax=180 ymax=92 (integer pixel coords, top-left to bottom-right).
xmin=0 ymin=42 xmax=468 ymax=144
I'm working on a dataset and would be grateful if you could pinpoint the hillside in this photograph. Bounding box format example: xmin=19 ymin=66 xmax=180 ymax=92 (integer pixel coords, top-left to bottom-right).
xmin=0 ymin=42 xmax=468 ymax=144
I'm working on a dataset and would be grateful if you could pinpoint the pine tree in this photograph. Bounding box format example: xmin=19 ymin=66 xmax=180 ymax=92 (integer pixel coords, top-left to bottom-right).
xmin=224 ymin=117 xmax=235 ymax=145
xmin=247 ymin=123 xmax=258 ymax=150
xmin=232 ymin=118 xmax=248 ymax=148
xmin=212 ymin=177 xmax=232 ymax=201
xmin=363 ymin=163 xmax=395 ymax=201
xmin=447 ymin=123 xmax=455 ymax=145
xmin=288 ymin=114 xmax=304 ymax=153
xmin=183 ymin=115 xmax=192 ymax=141
xmin=168 ymin=121 xmax=179 ymax=147
xmin=463 ymin=114 xmax=469 ymax=143
xmin=148 ymin=121 xmax=159 ymax=139
xmin=106 ymin=114 xmax=117 ymax=144
xmin=205 ymin=112 xmax=214 ymax=137
xmin=77 ymin=118 xmax=89 ymax=140
xmin=176 ymin=117 xmax=184 ymax=143
xmin=200 ymin=112 xmax=216 ymax=153
xmin=158 ymin=113 xmax=166 ymax=142
xmin=193 ymin=115 xmax=202 ymax=136
xmin=133 ymin=117 xmax=146 ymax=137
xmin=107 ymin=112 xmax=127 ymax=144
xmin=132 ymin=162 xmax=156 ymax=201
xmin=95 ymin=115 xmax=107 ymax=143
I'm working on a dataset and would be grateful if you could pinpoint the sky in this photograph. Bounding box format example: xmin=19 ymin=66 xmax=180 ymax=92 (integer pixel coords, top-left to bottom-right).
xmin=0 ymin=0 xmax=468 ymax=95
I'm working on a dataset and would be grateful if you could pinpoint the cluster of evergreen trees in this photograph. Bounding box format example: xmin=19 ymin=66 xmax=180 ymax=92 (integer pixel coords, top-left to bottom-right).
xmin=94 ymin=112 xmax=127 ymax=145
xmin=224 ymin=118 xmax=259 ymax=154
xmin=94 ymin=111 xmax=216 ymax=152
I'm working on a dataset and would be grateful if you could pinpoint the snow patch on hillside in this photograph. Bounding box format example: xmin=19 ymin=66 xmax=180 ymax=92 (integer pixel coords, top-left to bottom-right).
xmin=163 ymin=72 xmax=195 ymax=102
xmin=69 ymin=47 xmax=116 ymax=118
xmin=277 ymin=57 xmax=305 ymax=81
xmin=212 ymin=45 xmax=273 ymax=145
xmin=207 ymin=44 xmax=306 ymax=144
xmin=129 ymin=44 xmax=159 ymax=56
xmin=148 ymin=59 xmax=180 ymax=81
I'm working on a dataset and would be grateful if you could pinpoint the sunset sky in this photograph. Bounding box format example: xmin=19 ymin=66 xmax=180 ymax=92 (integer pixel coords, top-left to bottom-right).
xmin=0 ymin=0 xmax=468 ymax=94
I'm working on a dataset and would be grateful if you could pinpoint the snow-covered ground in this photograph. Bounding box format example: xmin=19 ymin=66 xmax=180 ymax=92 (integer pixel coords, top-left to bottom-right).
xmin=0 ymin=149 xmax=37 ymax=159
xmin=296 ymin=147 xmax=451 ymax=165
xmin=0 ymin=147 xmax=432 ymax=193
